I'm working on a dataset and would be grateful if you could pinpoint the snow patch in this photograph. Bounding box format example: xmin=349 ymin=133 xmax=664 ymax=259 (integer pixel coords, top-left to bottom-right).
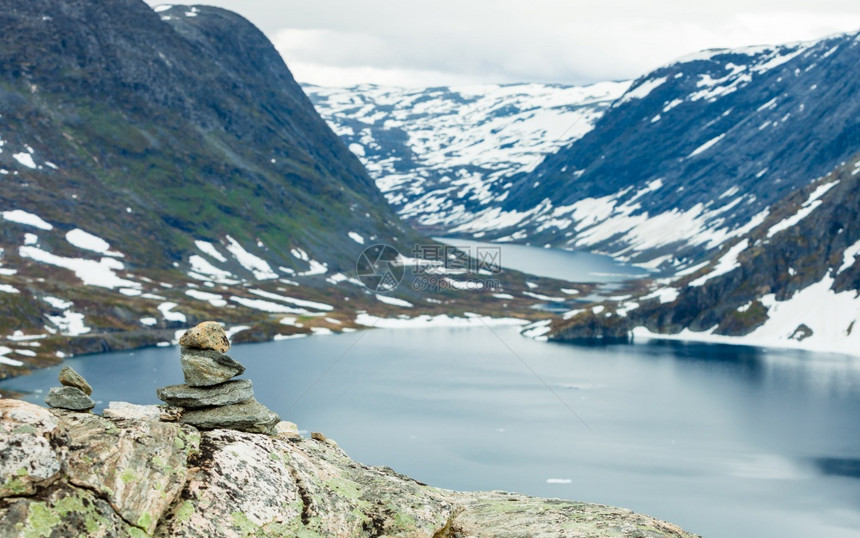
xmin=0 ymin=347 xmax=24 ymax=367
xmin=195 ymin=240 xmax=227 ymax=262
xmin=66 ymin=229 xmax=122 ymax=256
xmin=633 ymin=275 xmax=860 ymax=357
xmin=688 ymin=134 xmax=726 ymax=158
xmin=767 ymin=182 xmax=837 ymax=238
xmin=186 ymin=289 xmax=227 ymax=307
xmin=375 ymin=294 xmax=413 ymax=308
xmin=157 ymin=302 xmax=187 ymax=323
xmin=225 ymin=235 xmax=277 ymax=280
xmin=356 ymin=312 xmax=526 ymax=329
xmin=19 ymin=246 xmax=139 ymax=289
xmin=2 ymin=210 xmax=53 ymax=230
xmin=188 ymin=255 xmax=235 ymax=283
xmin=838 ymin=239 xmax=860 ymax=274
xmin=12 ymin=152 xmax=36 ymax=169
xmin=689 ymin=240 xmax=749 ymax=287
xmin=248 ymin=289 xmax=334 ymax=311
xmin=0 ymin=284 xmax=20 ymax=294
xmin=619 ymin=77 xmax=667 ymax=104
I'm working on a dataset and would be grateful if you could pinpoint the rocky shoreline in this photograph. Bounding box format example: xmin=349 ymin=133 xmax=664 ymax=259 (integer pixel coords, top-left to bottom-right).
xmin=0 ymin=397 xmax=699 ymax=537
xmin=0 ymin=322 xmax=699 ymax=537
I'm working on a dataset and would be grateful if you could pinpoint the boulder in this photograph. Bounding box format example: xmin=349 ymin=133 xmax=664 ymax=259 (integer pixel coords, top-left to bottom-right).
xmin=58 ymin=366 xmax=93 ymax=396
xmin=179 ymin=321 xmax=231 ymax=353
xmin=0 ymin=400 xmax=66 ymax=498
xmin=180 ymin=398 xmax=279 ymax=434
xmin=44 ymin=386 xmax=95 ymax=411
xmin=157 ymin=379 xmax=254 ymax=409
xmin=55 ymin=410 xmax=201 ymax=534
xmin=180 ymin=348 xmax=245 ymax=387
xmin=274 ymin=421 xmax=300 ymax=440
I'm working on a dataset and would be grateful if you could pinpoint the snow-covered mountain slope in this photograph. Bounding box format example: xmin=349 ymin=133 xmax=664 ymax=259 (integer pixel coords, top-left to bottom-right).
xmin=0 ymin=0 xmax=566 ymax=377
xmin=550 ymin=154 xmax=860 ymax=356
xmin=304 ymin=82 xmax=630 ymax=232
xmin=476 ymin=31 xmax=860 ymax=267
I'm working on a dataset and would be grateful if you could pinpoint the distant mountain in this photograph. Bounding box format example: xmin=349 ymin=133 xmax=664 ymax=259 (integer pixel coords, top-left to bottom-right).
xmin=0 ymin=0 xmax=411 ymax=273
xmin=550 ymin=154 xmax=860 ymax=356
xmin=304 ymin=82 xmax=630 ymax=234
xmin=468 ymin=31 xmax=860 ymax=268
xmin=0 ymin=0 xmax=442 ymax=375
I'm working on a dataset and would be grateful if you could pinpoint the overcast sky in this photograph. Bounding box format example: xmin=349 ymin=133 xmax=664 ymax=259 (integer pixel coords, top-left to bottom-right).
xmin=145 ymin=1 xmax=860 ymax=87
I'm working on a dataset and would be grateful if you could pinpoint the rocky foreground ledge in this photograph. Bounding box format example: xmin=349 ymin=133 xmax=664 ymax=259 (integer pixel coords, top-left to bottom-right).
xmin=0 ymin=399 xmax=698 ymax=538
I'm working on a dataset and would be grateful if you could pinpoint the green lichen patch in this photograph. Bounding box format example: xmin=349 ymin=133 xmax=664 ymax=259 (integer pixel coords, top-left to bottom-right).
xmin=22 ymin=502 xmax=61 ymax=538
xmin=324 ymin=476 xmax=363 ymax=501
xmin=3 ymin=476 xmax=29 ymax=496
xmin=174 ymin=500 xmax=195 ymax=525
xmin=120 ymin=469 xmax=138 ymax=484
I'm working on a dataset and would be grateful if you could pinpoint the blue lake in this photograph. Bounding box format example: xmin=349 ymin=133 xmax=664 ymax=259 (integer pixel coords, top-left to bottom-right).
xmin=3 ymin=326 xmax=860 ymax=538
xmin=434 ymin=236 xmax=649 ymax=283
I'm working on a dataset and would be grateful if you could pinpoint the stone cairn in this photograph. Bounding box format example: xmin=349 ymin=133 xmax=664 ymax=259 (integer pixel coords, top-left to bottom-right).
xmin=156 ymin=321 xmax=280 ymax=435
xmin=44 ymin=366 xmax=95 ymax=411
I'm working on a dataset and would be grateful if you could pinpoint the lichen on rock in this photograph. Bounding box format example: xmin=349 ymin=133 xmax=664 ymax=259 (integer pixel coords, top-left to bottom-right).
xmin=0 ymin=399 xmax=699 ymax=537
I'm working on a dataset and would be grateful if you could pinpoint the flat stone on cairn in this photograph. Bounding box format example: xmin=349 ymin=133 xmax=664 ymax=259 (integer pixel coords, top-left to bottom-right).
xmin=181 ymin=348 xmax=245 ymax=387
xmin=45 ymin=366 xmax=95 ymax=411
xmin=156 ymin=322 xmax=279 ymax=435
xmin=180 ymin=398 xmax=280 ymax=434
xmin=59 ymin=366 xmax=93 ymax=395
xmin=157 ymin=379 xmax=254 ymax=409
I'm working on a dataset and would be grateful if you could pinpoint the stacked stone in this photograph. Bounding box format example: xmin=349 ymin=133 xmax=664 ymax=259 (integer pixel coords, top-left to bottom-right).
xmin=44 ymin=366 xmax=95 ymax=411
xmin=156 ymin=321 xmax=279 ymax=435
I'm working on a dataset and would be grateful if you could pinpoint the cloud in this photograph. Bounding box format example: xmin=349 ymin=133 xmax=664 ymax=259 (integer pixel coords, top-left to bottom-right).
xmin=147 ymin=0 xmax=860 ymax=87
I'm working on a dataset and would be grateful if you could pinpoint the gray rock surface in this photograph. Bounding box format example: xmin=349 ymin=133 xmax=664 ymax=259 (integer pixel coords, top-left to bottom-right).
xmin=53 ymin=409 xmax=201 ymax=534
xmin=0 ymin=399 xmax=698 ymax=537
xmin=44 ymin=386 xmax=95 ymax=411
xmin=180 ymin=348 xmax=245 ymax=387
xmin=0 ymin=400 xmax=66 ymax=499
xmin=179 ymin=321 xmax=231 ymax=353
xmin=58 ymin=366 xmax=93 ymax=396
xmin=157 ymin=379 xmax=254 ymax=409
xmin=180 ymin=397 xmax=279 ymax=434
xmin=102 ymin=401 xmax=162 ymax=421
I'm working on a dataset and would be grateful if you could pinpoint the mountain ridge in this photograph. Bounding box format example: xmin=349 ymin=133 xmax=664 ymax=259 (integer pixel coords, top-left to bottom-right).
xmin=311 ymin=31 xmax=860 ymax=271
xmin=549 ymin=153 xmax=860 ymax=356
xmin=304 ymin=81 xmax=630 ymax=234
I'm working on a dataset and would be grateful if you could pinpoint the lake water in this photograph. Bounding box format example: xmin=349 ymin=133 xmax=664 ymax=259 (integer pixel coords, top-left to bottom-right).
xmin=3 ymin=326 xmax=859 ymax=538
xmin=434 ymin=236 xmax=649 ymax=283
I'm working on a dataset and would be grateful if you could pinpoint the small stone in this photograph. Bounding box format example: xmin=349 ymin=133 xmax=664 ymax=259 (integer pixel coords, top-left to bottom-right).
xmin=102 ymin=402 xmax=161 ymax=421
xmin=180 ymin=398 xmax=279 ymax=434
xmin=274 ymin=421 xmax=300 ymax=439
xmin=156 ymin=380 xmax=254 ymax=409
xmin=44 ymin=386 xmax=95 ymax=411
xmin=311 ymin=431 xmax=339 ymax=448
xmin=180 ymin=348 xmax=245 ymax=387
xmin=179 ymin=321 xmax=230 ymax=353
xmin=58 ymin=366 xmax=93 ymax=396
